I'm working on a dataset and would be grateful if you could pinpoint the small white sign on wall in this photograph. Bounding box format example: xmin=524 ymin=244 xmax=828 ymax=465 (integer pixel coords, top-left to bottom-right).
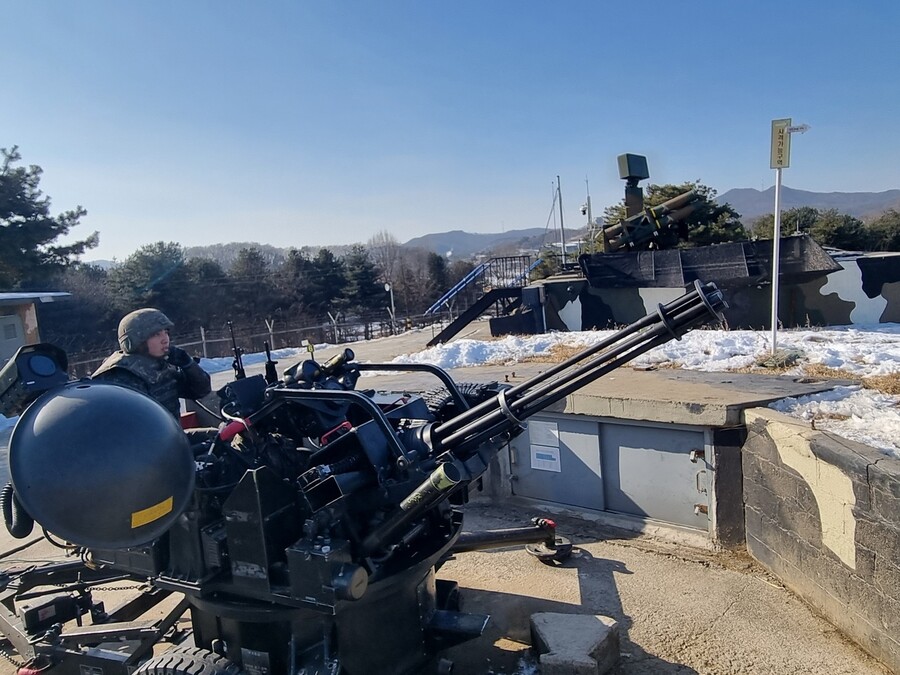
xmin=529 ymin=420 xmax=561 ymax=472
xmin=531 ymin=445 xmax=561 ymax=472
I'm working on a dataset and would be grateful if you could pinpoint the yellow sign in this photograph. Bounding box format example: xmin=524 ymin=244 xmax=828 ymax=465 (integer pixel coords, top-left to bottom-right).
xmin=770 ymin=118 xmax=791 ymax=169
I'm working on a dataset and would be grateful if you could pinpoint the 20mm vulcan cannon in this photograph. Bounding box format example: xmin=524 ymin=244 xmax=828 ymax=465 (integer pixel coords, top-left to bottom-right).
xmin=1 ymin=281 xmax=726 ymax=674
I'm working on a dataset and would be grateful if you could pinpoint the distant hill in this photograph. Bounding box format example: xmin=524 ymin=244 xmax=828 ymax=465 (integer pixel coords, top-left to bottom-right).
xmin=403 ymin=228 xmax=561 ymax=258
xmin=84 ymin=259 xmax=117 ymax=270
xmin=717 ymin=186 xmax=900 ymax=222
xmin=83 ymin=187 xmax=900 ymax=268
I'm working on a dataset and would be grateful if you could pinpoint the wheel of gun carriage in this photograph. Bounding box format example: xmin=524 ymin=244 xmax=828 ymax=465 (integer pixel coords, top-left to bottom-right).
xmin=422 ymin=381 xmax=510 ymax=422
xmin=135 ymin=647 xmax=247 ymax=675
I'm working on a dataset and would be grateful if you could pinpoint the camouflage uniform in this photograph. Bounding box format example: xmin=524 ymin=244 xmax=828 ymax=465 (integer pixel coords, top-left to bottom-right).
xmin=92 ymin=309 xmax=211 ymax=419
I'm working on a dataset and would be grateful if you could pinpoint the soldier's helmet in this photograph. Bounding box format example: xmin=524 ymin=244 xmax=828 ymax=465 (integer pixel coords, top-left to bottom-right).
xmin=117 ymin=308 xmax=174 ymax=353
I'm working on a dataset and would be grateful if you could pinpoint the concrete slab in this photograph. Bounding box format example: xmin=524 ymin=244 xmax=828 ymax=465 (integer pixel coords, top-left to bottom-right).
xmin=531 ymin=612 xmax=619 ymax=674
xmin=559 ymin=368 xmax=853 ymax=427
xmin=378 ymin=365 xmax=848 ymax=427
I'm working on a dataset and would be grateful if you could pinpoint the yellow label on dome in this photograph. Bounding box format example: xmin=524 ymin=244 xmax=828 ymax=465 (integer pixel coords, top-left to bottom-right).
xmin=131 ymin=496 xmax=174 ymax=528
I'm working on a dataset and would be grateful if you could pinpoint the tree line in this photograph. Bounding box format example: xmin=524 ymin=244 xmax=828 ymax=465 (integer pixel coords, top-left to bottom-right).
xmin=748 ymin=206 xmax=900 ymax=252
xmin=35 ymin=239 xmax=476 ymax=355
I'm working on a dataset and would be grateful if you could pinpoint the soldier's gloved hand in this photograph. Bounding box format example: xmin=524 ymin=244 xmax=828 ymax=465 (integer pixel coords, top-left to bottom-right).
xmin=167 ymin=346 xmax=195 ymax=368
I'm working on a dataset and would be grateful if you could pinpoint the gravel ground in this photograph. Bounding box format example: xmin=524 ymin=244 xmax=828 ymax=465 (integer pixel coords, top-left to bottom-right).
xmin=436 ymin=502 xmax=890 ymax=675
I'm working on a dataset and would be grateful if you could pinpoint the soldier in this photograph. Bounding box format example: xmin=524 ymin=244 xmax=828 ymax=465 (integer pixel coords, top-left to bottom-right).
xmin=92 ymin=308 xmax=211 ymax=419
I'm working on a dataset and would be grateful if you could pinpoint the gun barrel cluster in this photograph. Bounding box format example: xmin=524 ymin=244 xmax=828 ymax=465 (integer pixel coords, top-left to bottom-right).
xmin=432 ymin=280 xmax=726 ymax=457
xmin=603 ymin=188 xmax=701 ymax=251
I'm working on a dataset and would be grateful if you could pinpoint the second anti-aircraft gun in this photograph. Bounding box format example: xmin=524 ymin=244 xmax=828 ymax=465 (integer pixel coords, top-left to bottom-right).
xmin=2 ymin=281 xmax=726 ymax=674
xmin=595 ymin=152 xmax=703 ymax=252
xmin=601 ymin=189 xmax=701 ymax=252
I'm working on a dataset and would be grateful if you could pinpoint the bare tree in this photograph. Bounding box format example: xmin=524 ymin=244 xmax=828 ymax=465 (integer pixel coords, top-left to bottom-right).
xmin=367 ymin=230 xmax=402 ymax=284
xmin=394 ymin=247 xmax=435 ymax=315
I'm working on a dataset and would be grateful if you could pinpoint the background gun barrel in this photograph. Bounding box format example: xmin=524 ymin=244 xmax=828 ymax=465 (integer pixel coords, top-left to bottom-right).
xmin=651 ymin=189 xmax=697 ymax=214
xmin=602 ymin=189 xmax=700 ymax=252
xmin=665 ymin=203 xmax=698 ymax=223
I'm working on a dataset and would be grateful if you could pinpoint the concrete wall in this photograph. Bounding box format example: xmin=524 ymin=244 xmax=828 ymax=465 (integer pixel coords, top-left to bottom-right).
xmin=742 ymin=408 xmax=900 ymax=672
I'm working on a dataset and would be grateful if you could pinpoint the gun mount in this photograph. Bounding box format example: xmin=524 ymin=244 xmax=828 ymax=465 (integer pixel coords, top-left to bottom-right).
xmin=601 ymin=188 xmax=701 ymax=252
xmin=2 ymin=281 xmax=726 ymax=674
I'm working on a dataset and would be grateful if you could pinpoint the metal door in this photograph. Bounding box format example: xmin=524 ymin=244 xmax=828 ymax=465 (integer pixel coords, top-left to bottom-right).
xmin=600 ymin=422 xmax=708 ymax=529
xmin=509 ymin=414 xmax=603 ymax=510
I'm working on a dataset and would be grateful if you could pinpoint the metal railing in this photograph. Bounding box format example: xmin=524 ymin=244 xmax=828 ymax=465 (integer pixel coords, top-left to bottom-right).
xmin=424 ymin=256 xmax=534 ymax=317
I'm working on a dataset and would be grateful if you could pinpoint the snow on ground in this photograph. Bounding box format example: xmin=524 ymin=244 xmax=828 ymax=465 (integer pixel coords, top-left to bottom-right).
xmin=392 ymin=324 xmax=900 ymax=459
xmin=3 ymin=325 xmax=900 ymax=458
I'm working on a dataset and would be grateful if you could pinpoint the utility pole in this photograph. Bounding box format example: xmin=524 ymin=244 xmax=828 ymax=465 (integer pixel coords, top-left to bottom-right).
xmin=557 ymin=175 xmax=567 ymax=267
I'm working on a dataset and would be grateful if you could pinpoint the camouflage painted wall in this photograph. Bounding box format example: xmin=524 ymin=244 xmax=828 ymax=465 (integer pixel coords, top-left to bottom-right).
xmin=795 ymin=254 xmax=900 ymax=325
xmin=535 ymin=252 xmax=900 ymax=331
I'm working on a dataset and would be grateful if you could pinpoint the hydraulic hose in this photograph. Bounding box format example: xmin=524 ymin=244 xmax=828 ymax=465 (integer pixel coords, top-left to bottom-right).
xmin=2 ymin=482 xmax=34 ymax=539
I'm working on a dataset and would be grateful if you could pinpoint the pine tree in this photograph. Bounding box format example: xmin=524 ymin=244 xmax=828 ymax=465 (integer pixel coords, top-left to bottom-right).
xmin=0 ymin=146 xmax=98 ymax=289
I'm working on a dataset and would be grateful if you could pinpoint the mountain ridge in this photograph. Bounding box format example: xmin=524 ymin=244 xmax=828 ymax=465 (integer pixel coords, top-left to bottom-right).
xmin=716 ymin=186 xmax=900 ymax=221
xmin=402 ymin=227 xmax=553 ymax=258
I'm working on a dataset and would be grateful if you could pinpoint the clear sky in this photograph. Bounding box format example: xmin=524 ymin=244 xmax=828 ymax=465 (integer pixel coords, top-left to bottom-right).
xmin=3 ymin=1 xmax=898 ymax=261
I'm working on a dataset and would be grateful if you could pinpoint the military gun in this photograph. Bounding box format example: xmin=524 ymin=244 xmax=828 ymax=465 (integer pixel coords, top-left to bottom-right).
xmin=2 ymin=281 xmax=726 ymax=675
xmin=601 ymin=189 xmax=701 ymax=252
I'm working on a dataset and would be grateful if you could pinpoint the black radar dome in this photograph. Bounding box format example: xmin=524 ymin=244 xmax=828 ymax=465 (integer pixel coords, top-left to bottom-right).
xmin=9 ymin=381 xmax=195 ymax=549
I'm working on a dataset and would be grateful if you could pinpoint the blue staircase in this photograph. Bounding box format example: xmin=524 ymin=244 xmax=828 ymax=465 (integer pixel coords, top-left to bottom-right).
xmin=425 ymin=256 xmax=537 ymax=346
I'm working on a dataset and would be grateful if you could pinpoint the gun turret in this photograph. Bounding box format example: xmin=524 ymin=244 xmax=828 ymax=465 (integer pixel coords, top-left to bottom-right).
xmin=6 ymin=280 xmax=727 ymax=675
xmin=602 ymin=189 xmax=701 ymax=252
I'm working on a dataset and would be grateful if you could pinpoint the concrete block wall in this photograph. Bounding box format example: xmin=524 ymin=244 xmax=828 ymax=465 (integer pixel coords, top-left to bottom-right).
xmin=742 ymin=408 xmax=900 ymax=672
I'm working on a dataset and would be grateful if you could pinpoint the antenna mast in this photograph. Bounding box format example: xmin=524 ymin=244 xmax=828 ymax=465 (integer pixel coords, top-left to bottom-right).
xmin=585 ymin=176 xmax=594 ymax=253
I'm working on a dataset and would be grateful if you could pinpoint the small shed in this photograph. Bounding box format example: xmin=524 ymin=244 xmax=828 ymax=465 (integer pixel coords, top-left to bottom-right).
xmin=0 ymin=292 xmax=71 ymax=364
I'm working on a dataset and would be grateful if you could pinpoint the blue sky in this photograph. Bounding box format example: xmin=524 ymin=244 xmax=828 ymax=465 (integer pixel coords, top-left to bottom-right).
xmin=3 ymin=2 xmax=897 ymax=261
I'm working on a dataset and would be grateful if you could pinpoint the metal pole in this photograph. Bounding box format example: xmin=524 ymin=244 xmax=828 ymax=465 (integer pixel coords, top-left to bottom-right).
xmin=390 ymin=286 xmax=395 ymax=323
xmin=770 ymin=167 xmax=783 ymax=354
xmin=585 ymin=177 xmax=594 ymax=253
xmin=387 ymin=284 xmax=396 ymax=334
xmin=557 ymin=176 xmax=567 ymax=267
